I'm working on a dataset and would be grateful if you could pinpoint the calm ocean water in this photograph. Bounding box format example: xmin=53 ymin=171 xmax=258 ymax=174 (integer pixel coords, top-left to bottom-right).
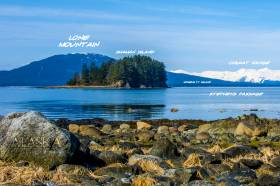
xmin=0 ymin=86 xmax=279 ymax=121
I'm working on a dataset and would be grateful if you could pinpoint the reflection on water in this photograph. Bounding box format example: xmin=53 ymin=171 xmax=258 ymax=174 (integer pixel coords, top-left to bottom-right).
xmin=16 ymin=101 xmax=165 ymax=120
xmin=0 ymin=87 xmax=280 ymax=121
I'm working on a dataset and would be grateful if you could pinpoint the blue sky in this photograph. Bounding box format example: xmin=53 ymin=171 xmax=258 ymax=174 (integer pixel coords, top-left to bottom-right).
xmin=0 ymin=0 xmax=280 ymax=71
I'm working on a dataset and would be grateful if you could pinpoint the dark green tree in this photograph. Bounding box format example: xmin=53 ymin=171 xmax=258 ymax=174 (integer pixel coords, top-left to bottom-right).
xmin=89 ymin=63 xmax=98 ymax=85
xmin=67 ymin=72 xmax=81 ymax=85
xmin=81 ymin=64 xmax=90 ymax=85
xmin=67 ymin=56 xmax=167 ymax=88
xmin=97 ymin=61 xmax=113 ymax=85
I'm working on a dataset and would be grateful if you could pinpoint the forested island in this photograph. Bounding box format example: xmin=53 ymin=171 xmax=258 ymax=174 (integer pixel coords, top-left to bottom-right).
xmin=67 ymin=55 xmax=167 ymax=88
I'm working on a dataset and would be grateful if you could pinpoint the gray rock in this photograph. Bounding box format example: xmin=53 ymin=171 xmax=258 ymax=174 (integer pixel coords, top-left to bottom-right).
xmin=223 ymin=145 xmax=259 ymax=158
xmin=218 ymin=169 xmax=257 ymax=184
xmin=150 ymin=136 xmax=179 ymax=159
xmin=176 ymin=167 xmax=209 ymax=184
xmin=94 ymin=163 xmax=141 ymax=178
xmin=74 ymin=135 xmax=105 ymax=169
xmin=240 ymin=159 xmax=263 ymax=169
xmin=98 ymin=151 xmax=127 ymax=165
xmin=174 ymin=168 xmax=193 ymax=184
xmin=181 ymin=146 xmax=212 ymax=162
xmin=0 ymin=111 xmax=79 ymax=169
xmin=206 ymin=164 xmax=231 ymax=177
xmin=137 ymin=130 xmax=154 ymax=142
xmin=257 ymin=174 xmax=280 ymax=186
xmin=271 ymin=156 xmax=280 ymax=168
xmin=118 ymin=141 xmax=138 ymax=150
xmin=103 ymin=178 xmax=131 ymax=186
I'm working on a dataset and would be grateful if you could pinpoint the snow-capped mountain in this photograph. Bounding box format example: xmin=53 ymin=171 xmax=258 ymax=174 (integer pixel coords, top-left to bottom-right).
xmin=171 ymin=68 xmax=280 ymax=83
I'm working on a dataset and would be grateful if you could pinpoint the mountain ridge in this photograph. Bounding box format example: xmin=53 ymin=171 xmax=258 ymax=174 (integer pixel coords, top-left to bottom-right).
xmin=1 ymin=53 xmax=280 ymax=87
xmin=171 ymin=68 xmax=280 ymax=83
xmin=0 ymin=53 xmax=113 ymax=86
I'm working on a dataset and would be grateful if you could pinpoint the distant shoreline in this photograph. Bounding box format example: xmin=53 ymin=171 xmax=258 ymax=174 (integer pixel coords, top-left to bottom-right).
xmin=46 ymin=85 xmax=169 ymax=89
xmin=48 ymin=85 xmax=112 ymax=88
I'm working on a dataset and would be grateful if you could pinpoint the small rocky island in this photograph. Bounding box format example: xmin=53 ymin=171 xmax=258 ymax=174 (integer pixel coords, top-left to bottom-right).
xmin=67 ymin=55 xmax=167 ymax=88
xmin=0 ymin=112 xmax=279 ymax=185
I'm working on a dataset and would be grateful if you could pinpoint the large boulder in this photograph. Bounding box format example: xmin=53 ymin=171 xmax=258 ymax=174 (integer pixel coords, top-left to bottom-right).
xmin=0 ymin=112 xmax=79 ymax=169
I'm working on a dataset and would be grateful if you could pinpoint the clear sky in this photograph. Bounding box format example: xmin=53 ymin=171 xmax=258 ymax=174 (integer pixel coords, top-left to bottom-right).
xmin=0 ymin=0 xmax=280 ymax=71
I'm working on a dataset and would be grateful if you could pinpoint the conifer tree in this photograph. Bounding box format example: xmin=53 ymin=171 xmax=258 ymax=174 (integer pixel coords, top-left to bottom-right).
xmin=81 ymin=64 xmax=90 ymax=85
xmin=67 ymin=56 xmax=167 ymax=88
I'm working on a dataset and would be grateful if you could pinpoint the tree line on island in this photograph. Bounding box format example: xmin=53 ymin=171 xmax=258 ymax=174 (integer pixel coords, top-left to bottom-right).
xmin=67 ymin=55 xmax=167 ymax=88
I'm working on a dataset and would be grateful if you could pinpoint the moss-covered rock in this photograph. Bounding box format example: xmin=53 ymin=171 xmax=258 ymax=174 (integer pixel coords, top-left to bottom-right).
xmin=79 ymin=125 xmax=103 ymax=138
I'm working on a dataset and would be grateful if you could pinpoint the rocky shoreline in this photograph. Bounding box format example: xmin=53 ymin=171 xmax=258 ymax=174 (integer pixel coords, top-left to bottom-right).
xmin=0 ymin=112 xmax=279 ymax=185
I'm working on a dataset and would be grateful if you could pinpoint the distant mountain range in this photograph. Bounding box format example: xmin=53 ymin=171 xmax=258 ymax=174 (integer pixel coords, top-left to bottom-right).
xmin=172 ymin=68 xmax=280 ymax=84
xmin=0 ymin=53 xmax=280 ymax=87
xmin=0 ymin=53 xmax=112 ymax=86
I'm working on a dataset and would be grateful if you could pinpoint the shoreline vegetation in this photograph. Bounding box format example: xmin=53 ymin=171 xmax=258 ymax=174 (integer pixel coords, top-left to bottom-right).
xmin=0 ymin=112 xmax=279 ymax=185
xmin=66 ymin=55 xmax=168 ymax=88
xmin=47 ymin=85 xmax=169 ymax=89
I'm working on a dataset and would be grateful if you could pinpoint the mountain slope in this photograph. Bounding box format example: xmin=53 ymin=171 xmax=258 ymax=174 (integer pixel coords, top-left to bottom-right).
xmin=0 ymin=53 xmax=113 ymax=86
